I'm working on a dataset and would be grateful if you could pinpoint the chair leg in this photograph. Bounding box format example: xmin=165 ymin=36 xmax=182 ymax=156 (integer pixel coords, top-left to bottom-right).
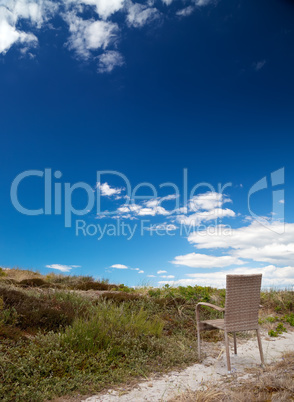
xmin=233 ymin=332 xmax=237 ymax=355
xmin=256 ymin=329 xmax=265 ymax=366
xmin=197 ymin=324 xmax=201 ymax=360
xmin=224 ymin=331 xmax=231 ymax=373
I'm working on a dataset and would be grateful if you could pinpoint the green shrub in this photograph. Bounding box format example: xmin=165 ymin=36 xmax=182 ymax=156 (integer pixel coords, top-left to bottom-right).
xmin=266 ymin=316 xmax=279 ymax=323
xmin=276 ymin=323 xmax=287 ymax=334
xmin=148 ymin=288 xmax=161 ymax=298
xmin=62 ymin=301 xmax=164 ymax=354
xmin=268 ymin=329 xmax=278 ymax=337
xmin=282 ymin=313 xmax=294 ymax=326
xmin=0 ymin=307 xmax=18 ymax=326
xmin=268 ymin=323 xmax=287 ymax=337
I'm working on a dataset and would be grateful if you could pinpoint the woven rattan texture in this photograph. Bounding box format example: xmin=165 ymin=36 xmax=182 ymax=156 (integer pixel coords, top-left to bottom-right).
xmin=224 ymin=274 xmax=262 ymax=332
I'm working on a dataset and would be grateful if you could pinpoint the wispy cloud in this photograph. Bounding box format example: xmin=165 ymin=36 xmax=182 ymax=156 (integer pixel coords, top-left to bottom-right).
xmin=64 ymin=13 xmax=119 ymax=59
xmin=145 ymin=223 xmax=178 ymax=232
xmin=97 ymin=190 xmax=234 ymax=225
xmin=46 ymin=264 xmax=80 ymax=272
xmin=171 ymin=253 xmax=244 ymax=268
xmin=176 ymin=6 xmax=195 ymax=17
xmin=126 ymin=1 xmax=160 ymax=28
xmin=98 ymin=50 xmax=124 ymax=73
xmin=110 ymin=264 xmax=128 ymax=269
xmin=157 ymin=270 xmax=167 ymax=274
xmin=253 ymin=60 xmax=266 ymax=71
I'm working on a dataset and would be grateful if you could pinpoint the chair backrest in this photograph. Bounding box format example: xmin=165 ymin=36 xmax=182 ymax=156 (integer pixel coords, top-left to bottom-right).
xmin=225 ymin=274 xmax=262 ymax=332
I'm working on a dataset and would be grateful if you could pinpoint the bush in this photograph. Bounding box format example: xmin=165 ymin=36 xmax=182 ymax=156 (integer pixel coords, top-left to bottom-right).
xmin=261 ymin=290 xmax=294 ymax=315
xmin=18 ymin=278 xmax=48 ymax=288
xmin=283 ymin=313 xmax=294 ymax=326
xmin=268 ymin=329 xmax=278 ymax=337
xmin=276 ymin=323 xmax=287 ymax=333
xmin=0 ymin=287 xmax=76 ymax=332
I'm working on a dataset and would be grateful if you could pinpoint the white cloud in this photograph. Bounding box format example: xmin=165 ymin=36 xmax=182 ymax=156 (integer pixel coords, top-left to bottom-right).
xmin=0 ymin=0 xmax=217 ymax=70
xmin=64 ymin=13 xmax=119 ymax=58
xmin=147 ymin=274 xmax=156 ymax=277
xmin=111 ymin=264 xmax=128 ymax=269
xmin=79 ymin=0 xmax=125 ymax=20
xmin=114 ymin=197 xmax=172 ymax=218
xmin=169 ymin=220 xmax=294 ymax=287
xmin=189 ymin=192 xmax=231 ymax=212
xmin=157 ymin=270 xmax=167 ymax=274
xmin=160 ymin=275 xmax=175 ymax=278
xmin=126 ymin=1 xmax=160 ymax=28
xmin=138 ymin=206 xmax=169 ymax=216
xmin=96 ymin=182 xmax=122 ymax=196
xmin=46 ymin=264 xmax=80 ymax=272
xmin=159 ymin=265 xmax=294 ymax=289
xmin=98 ymin=50 xmax=124 ymax=72
xmin=138 ymin=270 xmax=144 ymax=274
xmin=187 ymin=221 xmax=294 ymax=266
xmin=233 ymin=243 xmax=294 ymax=266
xmin=0 ymin=0 xmax=57 ymax=54
xmin=188 ymin=221 xmax=293 ymax=249
xmin=0 ymin=18 xmax=37 ymax=54
xmin=172 ymin=253 xmax=244 ymax=268
xmin=168 ymin=192 xmax=235 ymax=226
xmin=176 ymin=6 xmax=194 ymax=17
xmin=146 ymin=223 xmax=177 ymax=232
xmin=176 ymin=207 xmax=235 ymax=226
xmin=194 ymin=0 xmax=214 ymax=6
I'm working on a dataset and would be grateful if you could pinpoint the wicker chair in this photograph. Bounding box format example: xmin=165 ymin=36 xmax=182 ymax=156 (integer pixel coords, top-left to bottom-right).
xmin=196 ymin=274 xmax=264 ymax=373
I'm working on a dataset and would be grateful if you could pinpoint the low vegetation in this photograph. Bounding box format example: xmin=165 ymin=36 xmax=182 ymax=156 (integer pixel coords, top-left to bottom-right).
xmin=0 ymin=268 xmax=293 ymax=401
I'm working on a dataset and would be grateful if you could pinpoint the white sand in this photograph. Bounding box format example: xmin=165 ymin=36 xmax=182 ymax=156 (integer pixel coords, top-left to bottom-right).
xmin=83 ymin=330 xmax=294 ymax=402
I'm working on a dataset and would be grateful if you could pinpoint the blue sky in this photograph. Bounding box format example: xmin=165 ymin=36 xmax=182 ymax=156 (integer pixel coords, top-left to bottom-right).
xmin=0 ymin=0 xmax=294 ymax=288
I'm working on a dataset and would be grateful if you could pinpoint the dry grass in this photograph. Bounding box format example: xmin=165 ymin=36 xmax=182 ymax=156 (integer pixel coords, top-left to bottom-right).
xmin=170 ymin=352 xmax=294 ymax=402
xmin=1 ymin=267 xmax=42 ymax=281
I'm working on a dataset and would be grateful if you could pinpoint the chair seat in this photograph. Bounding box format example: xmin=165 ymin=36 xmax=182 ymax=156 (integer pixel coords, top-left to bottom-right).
xmin=200 ymin=319 xmax=225 ymax=331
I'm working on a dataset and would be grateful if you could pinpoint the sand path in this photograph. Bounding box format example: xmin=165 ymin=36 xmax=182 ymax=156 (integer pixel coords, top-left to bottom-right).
xmin=83 ymin=330 xmax=294 ymax=402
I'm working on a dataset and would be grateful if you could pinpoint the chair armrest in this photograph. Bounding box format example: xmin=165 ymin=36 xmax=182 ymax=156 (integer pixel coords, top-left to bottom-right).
xmin=196 ymin=302 xmax=225 ymax=323
xmin=196 ymin=302 xmax=225 ymax=312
